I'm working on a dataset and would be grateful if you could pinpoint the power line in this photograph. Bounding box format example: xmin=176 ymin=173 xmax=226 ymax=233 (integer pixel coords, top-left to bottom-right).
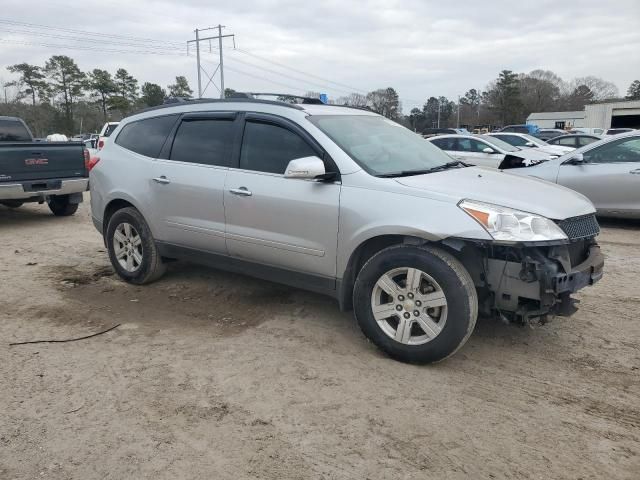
xmin=225 ymin=53 xmax=355 ymax=97
xmin=234 ymin=47 xmax=370 ymax=95
xmin=0 ymin=19 xmax=184 ymax=46
xmin=0 ymin=39 xmax=188 ymax=56
xmin=1 ymin=28 xmax=187 ymax=51
xmin=224 ymin=65 xmax=307 ymax=93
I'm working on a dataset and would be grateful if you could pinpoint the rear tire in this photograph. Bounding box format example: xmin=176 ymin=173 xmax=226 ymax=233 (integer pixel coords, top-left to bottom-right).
xmin=106 ymin=207 xmax=166 ymax=284
xmin=353 ymin=244 xmax=477 ymax=364
xmin=48 ymin=195 xmax=79 ymax=216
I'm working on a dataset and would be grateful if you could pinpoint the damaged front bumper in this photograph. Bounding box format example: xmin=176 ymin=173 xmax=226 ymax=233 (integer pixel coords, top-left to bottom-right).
xmin=482 ymin=241 xmax=604 ymax=322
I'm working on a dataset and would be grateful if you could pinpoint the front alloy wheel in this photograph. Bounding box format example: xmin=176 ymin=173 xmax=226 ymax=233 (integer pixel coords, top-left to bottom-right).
xmin=353 ymin=245 xmax=478 ymax=364
xmin=371 ymin=267 xmax=448 ymax=345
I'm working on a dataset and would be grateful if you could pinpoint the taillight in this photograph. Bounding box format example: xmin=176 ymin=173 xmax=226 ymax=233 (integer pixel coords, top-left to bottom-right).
xmin=88 ymin=156 xmax=100 ymax=172
xmin=83 ymin=148 xmax=90 ymax=170
xmin=98 ymin=139 xmax=105 ymax=149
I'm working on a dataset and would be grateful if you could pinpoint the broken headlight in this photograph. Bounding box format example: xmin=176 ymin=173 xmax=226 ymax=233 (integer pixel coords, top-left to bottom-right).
xmin=460 ymin=200 xmax=568 ymax=242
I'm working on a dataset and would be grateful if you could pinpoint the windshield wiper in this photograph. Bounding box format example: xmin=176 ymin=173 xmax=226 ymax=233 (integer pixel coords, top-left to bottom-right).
xmin=377 ymin=160 xmax=468 ymax=178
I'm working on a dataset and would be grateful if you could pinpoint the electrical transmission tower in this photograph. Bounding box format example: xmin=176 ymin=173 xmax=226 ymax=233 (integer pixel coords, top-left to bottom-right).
xmin=187 ymin=25 xmax=235 ymax=99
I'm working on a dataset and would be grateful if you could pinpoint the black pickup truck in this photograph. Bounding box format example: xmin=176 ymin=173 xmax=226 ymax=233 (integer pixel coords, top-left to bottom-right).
xmin=0 ymin=116 xmax=89 ymax=216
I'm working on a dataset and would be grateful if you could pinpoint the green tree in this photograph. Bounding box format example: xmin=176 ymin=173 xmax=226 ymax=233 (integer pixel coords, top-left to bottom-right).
xmin=565 ymin=84 xmax=594 ymax=110
xmin=484 ymin=70 xmax=521 ymax=125
xmin=626 ymin=80 xmax=640 ymax=100
xmin=87 ymin=69 xmax=116 ymax=119
xmin=168 ymin=76 xmax=193 ymax=98
xmin=224 ymin=88 xmax=237 ymax=98
xmin=6 ymin=63 xmax=48 ymax=105
xmin=140 ymin=82 xmax=166 ymax=106
xmin=366 ymin=87 xmax=401 ymax=120
xmin=44 ymin=55 xmax=85 ymax=130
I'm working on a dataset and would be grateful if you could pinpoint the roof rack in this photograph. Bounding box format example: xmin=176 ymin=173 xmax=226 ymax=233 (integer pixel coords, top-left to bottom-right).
xmin=133 ymin=96 xmax=306 ymax=115
xmin=233 ymin=92 xmax=325 ymax=105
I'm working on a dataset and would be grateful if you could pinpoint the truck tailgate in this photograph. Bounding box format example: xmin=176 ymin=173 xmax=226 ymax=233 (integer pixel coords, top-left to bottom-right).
xmin=0 ymin=142 xmax=86 ymax=182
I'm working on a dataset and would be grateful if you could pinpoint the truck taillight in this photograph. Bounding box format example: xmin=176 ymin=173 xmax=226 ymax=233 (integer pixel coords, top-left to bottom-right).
xmin=83 ymin=148 xmax=91 ymax=170
xmin=98 ymin=139 xmax=105 ymax=149
xmin=88 ymin=156 xmax=100 ymax=172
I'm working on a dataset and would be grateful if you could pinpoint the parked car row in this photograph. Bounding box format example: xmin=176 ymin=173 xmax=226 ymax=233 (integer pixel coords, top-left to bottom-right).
xmin=424 ymin=128 xmax=640 ymax=219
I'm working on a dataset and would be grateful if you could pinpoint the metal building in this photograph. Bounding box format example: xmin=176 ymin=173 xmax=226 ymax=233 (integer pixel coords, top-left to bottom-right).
xmin=584 ymin=100 xmax=640 ymax=129
xmin=526 ymin=111 xmax=585 ymax=129
xmin=527 ymin=100 xmax=640 ymax=130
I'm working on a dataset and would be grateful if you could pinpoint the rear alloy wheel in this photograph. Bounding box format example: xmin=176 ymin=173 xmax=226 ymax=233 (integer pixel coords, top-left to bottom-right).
xmin=106 ymin=207 xmax=166 ymax=284
xmin=353 ymin=245 xmax=477 ymax=364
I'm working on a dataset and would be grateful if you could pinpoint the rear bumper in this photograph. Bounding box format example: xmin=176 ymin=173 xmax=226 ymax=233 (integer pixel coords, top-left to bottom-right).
xmin=0 ymin=178 xmax=89 ymax=200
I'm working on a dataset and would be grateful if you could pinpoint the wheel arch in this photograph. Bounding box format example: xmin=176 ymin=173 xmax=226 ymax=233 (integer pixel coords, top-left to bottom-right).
xmin=338 ymin=234 xmax=432 ymax=311
xmin=103 ymin=195 xmax=144 ymax=237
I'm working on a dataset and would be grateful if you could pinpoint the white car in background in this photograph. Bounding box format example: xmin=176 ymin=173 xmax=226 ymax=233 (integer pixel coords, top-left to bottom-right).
xmin=427 ymin=134 xmax=551 ymax=169
xmin=487 ymin=132 xmax=574 ymax=158
xmin=97 ymin=122 xmax=120 ymax=150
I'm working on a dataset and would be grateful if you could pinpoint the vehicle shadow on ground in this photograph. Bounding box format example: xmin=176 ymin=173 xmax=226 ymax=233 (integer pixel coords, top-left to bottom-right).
xmin=597 ymin=216 xmax=640 ymax=230
xmin=51 ymin=260 xmax=547 ymax=363
xmin=0 ymin=205 xmax=61 ymax=227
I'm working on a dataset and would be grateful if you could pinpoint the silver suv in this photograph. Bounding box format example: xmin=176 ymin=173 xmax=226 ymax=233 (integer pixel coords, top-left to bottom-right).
xmin=90 ymin=97 xmax=604 ymax=363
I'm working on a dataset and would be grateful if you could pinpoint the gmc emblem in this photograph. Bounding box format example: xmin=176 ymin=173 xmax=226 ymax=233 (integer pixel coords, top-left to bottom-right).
xmin=25 ymin=158 xmax=49 ymax=166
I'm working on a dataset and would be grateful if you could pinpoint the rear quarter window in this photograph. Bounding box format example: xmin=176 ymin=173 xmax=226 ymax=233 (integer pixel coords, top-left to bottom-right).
xmin=0 ymin=119 xmax=32 ymax=141
xmin=115 ymin=115 xmax=179 ymax=158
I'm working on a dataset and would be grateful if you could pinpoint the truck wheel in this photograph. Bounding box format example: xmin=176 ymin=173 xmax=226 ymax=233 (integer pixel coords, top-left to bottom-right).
xmin=353 ymin=245 xmax=478 ymax=364
xmin=48 ymin=196 xmax=79 ymax=216
xmin=1 ymin=200 xmax=23 ymax=209
xmin=106 ymin=207 xmax=166 ymax=284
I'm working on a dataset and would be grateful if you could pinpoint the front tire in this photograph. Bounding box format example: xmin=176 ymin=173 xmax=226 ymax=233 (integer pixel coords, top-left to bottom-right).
xmin=353 ymin=245 xmax=477 ymax=364
xmin=106 ymin=207 xmax=166 ymax=284
xmin=48 ymin=195 xmax=79 ymax=216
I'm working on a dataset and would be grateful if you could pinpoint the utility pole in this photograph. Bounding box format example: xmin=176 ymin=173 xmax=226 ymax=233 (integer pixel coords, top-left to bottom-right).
xmin=218 ymin=24 xmax=225 ymax=97
xmin=437 ymin=99 xmax=441 ymax=128
xmin=187 ymin=25 xmax=235 ymax=99
xmin=195 ymin=28 xmax=201 ymax=99
xmin=456 ymin=95 xmax=460 ymax=128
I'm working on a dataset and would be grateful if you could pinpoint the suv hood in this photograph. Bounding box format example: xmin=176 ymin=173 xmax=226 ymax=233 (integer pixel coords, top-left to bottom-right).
xmin=395 ymin=166 xmax=595 ymax=220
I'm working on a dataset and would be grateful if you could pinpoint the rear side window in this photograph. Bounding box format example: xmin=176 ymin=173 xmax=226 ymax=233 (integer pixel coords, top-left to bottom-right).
xmin=116 ymin=115 xmax=178 ymax=158
xmin=431 ymin=137 xmax=457 ymax=150
xmin=499 ymin=135 xmax=527 ymax=147
xmin=0 ymin=119 xmax=31 ymax=141
xmin=170 ymin=119 xmax=234 ymax=166
xmin=240 ymin=121 xmax=316 ymax=174
xmin=557 ymin=137 xmax=577 ymax=147
xmin=458 ymin=138 xmax=487 ymax=153
xmin=577 ymin=136 xmax=598 ymax=147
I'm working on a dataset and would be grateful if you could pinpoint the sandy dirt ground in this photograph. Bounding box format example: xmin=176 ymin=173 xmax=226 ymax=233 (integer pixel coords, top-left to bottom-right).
xmin=1 ymin=198 xmax=639 ymax=479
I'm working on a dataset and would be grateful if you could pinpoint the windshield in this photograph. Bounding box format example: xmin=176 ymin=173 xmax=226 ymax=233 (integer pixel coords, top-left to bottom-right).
xmin=479 ymin=135 xmax=520 ymax=152
xmin=308 ymin=115 xmax=454 ymax=176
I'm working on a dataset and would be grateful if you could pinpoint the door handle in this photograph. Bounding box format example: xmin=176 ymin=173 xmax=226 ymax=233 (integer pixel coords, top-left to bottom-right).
xmin=630 ymin=169 xmax=640 ymax=175
xmin=152 ymin=176 xmax=170 ymax=184
xmin=229 ymin=187 xmax=252 ymax=196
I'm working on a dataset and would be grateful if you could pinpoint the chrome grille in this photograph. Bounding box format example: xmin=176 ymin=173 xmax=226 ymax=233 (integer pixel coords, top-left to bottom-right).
xmin=556 ymin=214 xmax=600 ymax=240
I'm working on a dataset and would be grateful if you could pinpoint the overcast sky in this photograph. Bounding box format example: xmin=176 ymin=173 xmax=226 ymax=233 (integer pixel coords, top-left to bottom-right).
xmin=1 ymin=0 xmax=639 ymax=111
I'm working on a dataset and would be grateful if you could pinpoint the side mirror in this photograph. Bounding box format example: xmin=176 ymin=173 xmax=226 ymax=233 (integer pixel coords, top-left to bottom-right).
xmin=482 ymin=147 xmax=496 ymax=154
xmin=284 ymin=156 xmax=326 ymax=180
xmin=525 ymin=142 xmax=535 ymax=147
xmin=563 ymin=153 xmax=586 ymax=165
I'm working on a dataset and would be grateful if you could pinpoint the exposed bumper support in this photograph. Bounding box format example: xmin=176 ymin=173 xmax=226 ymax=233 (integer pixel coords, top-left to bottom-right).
xmin=485 ymin=243 xmax=604 ymax=320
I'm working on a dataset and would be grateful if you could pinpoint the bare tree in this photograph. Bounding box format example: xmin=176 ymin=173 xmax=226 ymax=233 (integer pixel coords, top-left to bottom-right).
xmin=570 ymin=76 xmax=619 ymax=101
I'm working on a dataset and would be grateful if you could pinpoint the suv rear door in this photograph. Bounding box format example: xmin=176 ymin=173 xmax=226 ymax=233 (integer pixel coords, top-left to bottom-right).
xmin=223 ymin=113 xmax=340 ymax=282
xmin=149 ymin=112 xmax=237 ymax=254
